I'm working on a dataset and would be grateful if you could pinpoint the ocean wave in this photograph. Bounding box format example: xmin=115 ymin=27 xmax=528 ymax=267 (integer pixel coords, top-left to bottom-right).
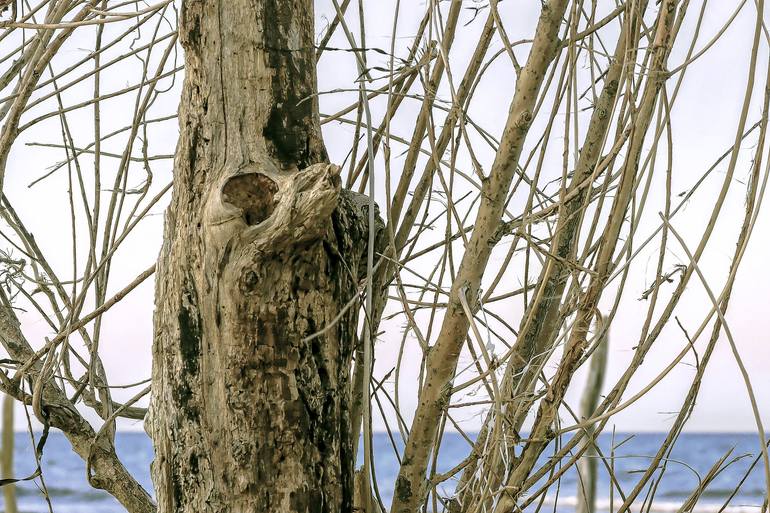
xmin=539 ymin=495 xmax=766 ymax=513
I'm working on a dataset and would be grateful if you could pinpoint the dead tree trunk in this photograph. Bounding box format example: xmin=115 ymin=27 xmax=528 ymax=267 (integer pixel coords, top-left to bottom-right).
xmin=147 ymin=2 xmax=375 ymax=512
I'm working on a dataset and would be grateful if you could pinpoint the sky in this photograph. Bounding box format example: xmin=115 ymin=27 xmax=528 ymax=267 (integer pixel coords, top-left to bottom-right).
xmin=1 ymin=0 xmax=769 ymax=436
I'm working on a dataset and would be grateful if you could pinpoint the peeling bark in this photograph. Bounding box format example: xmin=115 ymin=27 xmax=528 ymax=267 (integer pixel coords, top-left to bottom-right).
xmin=148 ymin=2 xmax=376 ymax=512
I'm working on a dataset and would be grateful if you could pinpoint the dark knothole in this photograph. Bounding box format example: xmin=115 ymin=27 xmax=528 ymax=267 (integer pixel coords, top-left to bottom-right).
xmin=222 ymin=173 xmax=279 ymax=225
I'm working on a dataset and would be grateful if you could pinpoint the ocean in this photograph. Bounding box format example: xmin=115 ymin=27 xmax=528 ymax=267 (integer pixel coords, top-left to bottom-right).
xmin=2 ymin=431 xmax=767 ymax=512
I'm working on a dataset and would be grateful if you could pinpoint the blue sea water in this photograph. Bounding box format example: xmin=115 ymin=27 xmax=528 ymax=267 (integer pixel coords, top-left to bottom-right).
xmin=2 ymin=431 xmax=767 ymax=512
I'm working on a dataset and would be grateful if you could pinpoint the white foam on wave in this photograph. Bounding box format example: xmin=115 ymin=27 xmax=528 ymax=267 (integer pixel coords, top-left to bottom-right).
xmin=538 ymin=496 xmax=765 ymax=513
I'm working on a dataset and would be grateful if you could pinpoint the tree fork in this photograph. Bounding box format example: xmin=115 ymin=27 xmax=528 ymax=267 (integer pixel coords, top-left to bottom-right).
xmin=148 ymin=2 xmax=380 ymax=512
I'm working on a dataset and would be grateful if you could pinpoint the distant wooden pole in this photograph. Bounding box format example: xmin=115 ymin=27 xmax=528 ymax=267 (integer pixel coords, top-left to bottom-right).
xmin=1 ymin=393 xmax=18 ymax=513
xmin=576 ymin=314 xmax=609 ymax=513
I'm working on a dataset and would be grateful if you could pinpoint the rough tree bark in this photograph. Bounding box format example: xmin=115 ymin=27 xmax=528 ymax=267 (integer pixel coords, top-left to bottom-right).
xmin=148 ymin=1 xmax=377 ymax=512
